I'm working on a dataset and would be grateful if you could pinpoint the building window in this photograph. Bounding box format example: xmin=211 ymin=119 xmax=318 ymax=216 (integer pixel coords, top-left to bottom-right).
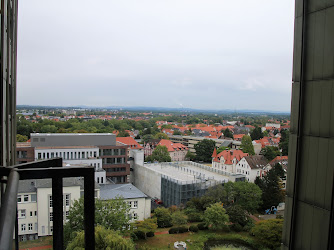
xmin=65 ymin=211 xmax=69 ymax=220
xmin=31 ymin=194 xmax=37 ymax=202
xmin=50 ymin=226 xmax=53 ymax=233
xmin=28 ymin=223 xmax=33 ymax=231
xmin=30 ymin=211 xmax=33 ymax=217
xmin=34 ymin=211 xmax=37 ymax=216
xmin=49 ymin=196 xmax=53 ymax=208
xmin=19 ymin=209 xmax=26 ymax=218
xmin=17 ymin=195 xmax=21 ymax=203
xmin=133 ymin=201 xmax=138 ymax=208
xmin=50 ymin=212 xmax=53 ymax=221
xmin=133 ymin=213 xmax=138 ymax=220
xmin=24 ymin=195 xmax=29 ymax=202
xmin=21 ymin=224 xmax=26 ymax=232
xmin=65 ymin=194 xmax=70 ymax=206
xmin=128 ymin=201 xmax=132 ymax=208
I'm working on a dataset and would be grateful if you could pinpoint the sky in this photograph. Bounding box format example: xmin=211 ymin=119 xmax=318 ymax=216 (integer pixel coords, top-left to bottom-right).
xmin=17 ymin=0 xmax=295 ymax=112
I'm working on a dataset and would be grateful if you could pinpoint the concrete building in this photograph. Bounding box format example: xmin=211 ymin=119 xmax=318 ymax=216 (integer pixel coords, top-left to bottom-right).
xmin=100 ymin=183 xmax=151 ymax=222
xmin=17 ymin=178 xmax=100 ymax=241
xmin=30 ymin=133 xmax=130 ymax=184
xmin=133 ymin=161 xmax=244 ymax=207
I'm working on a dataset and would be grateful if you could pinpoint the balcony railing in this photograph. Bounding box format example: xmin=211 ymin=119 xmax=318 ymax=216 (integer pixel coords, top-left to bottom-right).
xmin=0 ymin=158 xmax=95 ymax=250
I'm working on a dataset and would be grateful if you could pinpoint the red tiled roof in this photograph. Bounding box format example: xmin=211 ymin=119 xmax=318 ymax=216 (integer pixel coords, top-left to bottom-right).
xmin=157 ymin=139 xmax=188 ymax=152
xmin=270 ymin=155 xmax=288 ymax=164
xmin=116 ymin=137 xmax=143 ymax=149
xmin=212 ymin=149 xmax=248 ymax=165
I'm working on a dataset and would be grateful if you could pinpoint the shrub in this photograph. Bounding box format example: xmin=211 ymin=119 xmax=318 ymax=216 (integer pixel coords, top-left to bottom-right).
xmin=169 ymin=227 xmax=180 ymax=234
xmin=146 ymin=231 xmax=155 ymax=237
xmin=251 ymin=219 xmax=283 ymax=249
xmin=198 ymin=222 xmax=208 ymax=230
xmin=189 ymin=225 xmax=199 ymax=232
xmin=187 ymin=212 xmax=203 ymax=222
xmin=168 ymin=226 xmax=188 ymax=234
xmin=230 ymin=223 xmax=243 ymax=232
xmin=133 ymin=230 xmax=146 ymax=240
xmin=171 ymin=211 xmax=187 ymax=226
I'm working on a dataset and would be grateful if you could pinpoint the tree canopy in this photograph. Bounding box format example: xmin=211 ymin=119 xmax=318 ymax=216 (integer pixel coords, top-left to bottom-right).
xmin=203 ymin=203 xmax=229 ymax=230
xmin=146 ymin=145 xmax=171 ymax=162
xmin=64 ymin=197 xmax=130 ymax=247
xmin=66 ymin=225 xmax=135 ymax=250
xmin=194 ymin=139 xmax=216 ymax=162
xmin=260 ymin=146 xmax=281 ymax=161
xmin=223 ymin=128 xmax=233 ymax=139
xmin=251 ymin=219 xmax=283 ymax=249
xmin=240 ymin=135 xmax=255 ymax=155
xmin=279 ymin=129 xmax=289 ymax=156
xmin=250 ymin=126 xmax=263 ymax=140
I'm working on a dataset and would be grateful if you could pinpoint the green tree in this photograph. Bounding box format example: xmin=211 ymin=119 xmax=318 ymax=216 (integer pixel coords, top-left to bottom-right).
xmin=216 ymin=146 xmax=230 ymax=154
xmin=240 ymin=135 xmax=255 ymax=155
xmin=261 ymin=146 xmax=280 ymax=161
xmin=203 ymin=203 xmax=229 ymax=230
xmin=133 ymin=218 xmax=158 ymax=239
xmin=153 ymin=132 xmax=168 ymax=139
xmin=66 ymin=225 xmax=135 ymax=250
xmin=226 ymin=205 xmax=249 ymax=227
xmin=40 ymin=124 xmax=58 ymax=133
xmin=223 ymin=128 xmax=233 ymax=139
xmin=251 ymin=219 xmax=283 ymax=249
xmin=171 ymin=211 xmax=187 ymax=226
xmin=118 ymin=131 xmax=130 ymax=137
xmin=279 ymin=129 xmax=289 ymax=156
xmin=154 ymin=207 xmax=173 ymax=228
xmin=150 ymin=145 xmax=171 ymax=162
xmin=173 ymin=130 xmax=182 ymax=135
xmin=194 ymin=139 xmax=216 ymax=162
xmin=16 ymin=134 xmax=28 ymax=142
xmin=256 ymin=164 xmax=285 ymax=211
xmin=64 ymin=197 xmax=130 ymax=246
xmin=250 ymin=126 xmax=264 ymax=140
xmin=233 ymin=181 xmax=262 ymax=213
xmin=185 ymin=151 xmax=196 ymax=161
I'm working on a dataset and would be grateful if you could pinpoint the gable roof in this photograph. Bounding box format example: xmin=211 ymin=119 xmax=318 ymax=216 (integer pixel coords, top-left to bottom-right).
xmin=244 ymin=155 xmax=269 ymax=169
xmin=100 ymin=183 xmax=148 ymax=199
xmin=158 ymin=139 xmax=188 ymax=152
xmin=212 ymin=149 xmax=248 ymax=165
xmin=116 ymin=137 xmax=143 ymax=149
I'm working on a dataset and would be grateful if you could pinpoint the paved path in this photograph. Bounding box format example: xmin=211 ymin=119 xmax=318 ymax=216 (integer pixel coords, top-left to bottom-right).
xmin=20 ymin=245 xmax=52 ymax=250
xmin=155 ymin=231 xmax=169 ymax=235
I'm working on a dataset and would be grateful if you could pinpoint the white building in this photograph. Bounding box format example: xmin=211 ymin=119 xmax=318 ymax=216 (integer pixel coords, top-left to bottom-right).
xmin=34 ymin=146 xmax=106 ymax=184
xmin=99 ymin=183 xmax=151 ymax=221
xmin=236 ymin=155 xmax=270 ymax=182
xmin=17 ymin=178 xmax=100 ymax=241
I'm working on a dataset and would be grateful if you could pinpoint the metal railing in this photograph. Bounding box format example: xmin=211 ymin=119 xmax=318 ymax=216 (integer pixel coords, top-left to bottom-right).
xmin=0 ymin=158 xmax=95 ymax=250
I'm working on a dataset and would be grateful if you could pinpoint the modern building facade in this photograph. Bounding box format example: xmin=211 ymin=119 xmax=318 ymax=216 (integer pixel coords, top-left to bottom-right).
xmin=30 ymin=133 xmax=130 ymax=184
xmin=282 ymin=1 xmax=334 ymax=249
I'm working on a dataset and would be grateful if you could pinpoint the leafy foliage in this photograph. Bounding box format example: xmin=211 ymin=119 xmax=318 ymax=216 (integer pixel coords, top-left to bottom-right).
xmin=240 ymin=135 xmax=255 ymax=155
xmin=66 ymin=225 xmax=135 ymax=250
xmin=64 ymin=197 xmax=130 ymax=246
xmin=16 ymin=134 xmax=28 ymax=142
xmin=255 ymin=164 xmax=285 ymax=211
xmin=279 ymin=129 xmax=289 ymax=156
xmin=149 ymin=145 xmax=171 ymax=162
xmin=223 ymin=128 xmax=233 ymax=138
xmin=250 ymin=126 xmax=263 ymax=140
xmin=153 ymin=207 xmax=173 ymax=228
xmin=204 ymin=203 xmax=229 ymax=230
xmin=194 ymin=139 xmax=216 ymax=162
xmin=171 ymin=211 xmax=187 ymax=226
xmin=232 ymin=181 xmax=262 ymax=213
xmin=251 ymin=219 xmax=283 ymax=249
xmin=132 ymin=218 xmax=157 ymax=239
xmin=226 ymin=205 xmax=249 ymax=227
xmin=261 ymin=146 xmax=281 ymax=161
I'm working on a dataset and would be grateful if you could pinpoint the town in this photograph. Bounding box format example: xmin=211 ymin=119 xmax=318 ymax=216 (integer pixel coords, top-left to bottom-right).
xmin=16 ymin=106 xmax=289 ymax=249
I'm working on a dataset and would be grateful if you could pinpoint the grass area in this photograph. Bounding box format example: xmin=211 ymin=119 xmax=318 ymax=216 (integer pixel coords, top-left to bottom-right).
xmin=17 ymin=236 xmax=52 ymax=249
xmin=135 ymin=230 xmax=255 ymax=250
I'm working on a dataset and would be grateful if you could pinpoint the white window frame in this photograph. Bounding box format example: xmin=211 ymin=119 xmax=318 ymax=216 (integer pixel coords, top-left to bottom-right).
xmin=23 ymin=195 xmax=29 ymax=202
xmin=21 ymin=224 xmax=26 ymax=232
xmin=133 ymin=201 xmax=138 ymax=208
xmin=19 ymin=209 xmax=26 ymax=219
xmin=28 ymin=223 xmax=33 ymax=231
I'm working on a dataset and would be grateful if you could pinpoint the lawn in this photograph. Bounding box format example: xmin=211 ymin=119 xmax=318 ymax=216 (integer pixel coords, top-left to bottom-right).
xmin=135 ymin=230 xmax=254 ymax=250
xmin=16 ymin=236 xmax=52 ymax=249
